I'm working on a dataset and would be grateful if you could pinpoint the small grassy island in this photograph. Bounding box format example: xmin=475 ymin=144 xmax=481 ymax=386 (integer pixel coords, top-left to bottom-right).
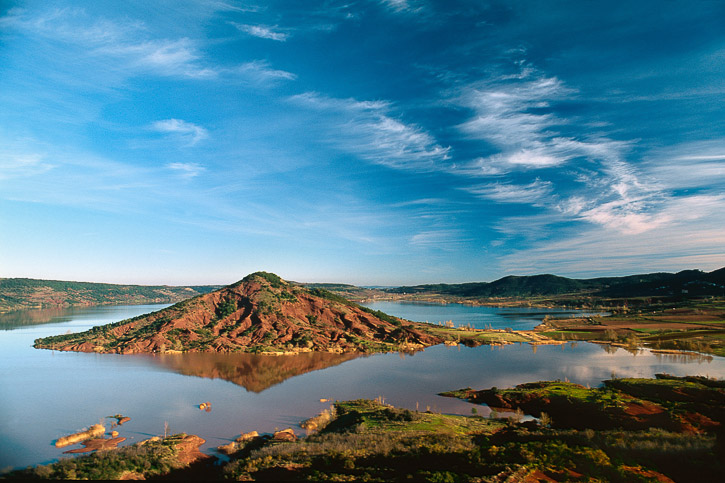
xmin=9 ymin=374 xmax=723 ymax=481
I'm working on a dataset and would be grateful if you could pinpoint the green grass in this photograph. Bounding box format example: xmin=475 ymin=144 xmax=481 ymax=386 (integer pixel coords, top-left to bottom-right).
xmin=422 ymin=325 xmax=530 ymax=344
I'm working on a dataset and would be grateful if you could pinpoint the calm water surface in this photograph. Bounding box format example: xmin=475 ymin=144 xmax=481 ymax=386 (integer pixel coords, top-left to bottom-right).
xmin=1 ymin=302 xmax=724 ymax=472
xmin=362 ymin=300 xmax=603 ymax=330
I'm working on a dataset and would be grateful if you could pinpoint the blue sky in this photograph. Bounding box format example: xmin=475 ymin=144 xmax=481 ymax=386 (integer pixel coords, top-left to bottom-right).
xmin=1 ymin=0 xmax=724 ymax=286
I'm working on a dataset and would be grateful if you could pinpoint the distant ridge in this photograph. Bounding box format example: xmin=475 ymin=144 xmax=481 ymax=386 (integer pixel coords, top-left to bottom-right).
xmin=386 ymin=267 xmax=725 ymax=298
xmin=33 ymin=272 xmax=442 ymax=354
xmin=6 ymin=267 xmax=724 ymax=313
xmin=0 ymin=278 xmax=220 ymax=313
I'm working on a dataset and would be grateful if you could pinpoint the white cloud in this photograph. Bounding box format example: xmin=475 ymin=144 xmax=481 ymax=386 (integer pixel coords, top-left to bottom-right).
xmin=458 ymin=76 xmax=570 ymax=149
xmin=506 ymin=149 xmax=561 ymax=167
xmin=501 ymin=224 xmax=725 ymax=277
xmin=380 ymin=0 xmax=425 ymax=14
xmin=557 ymin=158 xmax=667 ymax=234
xmin=454 ymin=68 xmax=675 ymax=237
xmin=576 ymin=202 xmax=666 ymax=235
xmin=288 ymin=92 xmax=450 ymax=171
xmin=642 ymin=141 xmax=725 ymax=190
xmin=1 ymin=7 xmax=295 ymax=84
xmin=0 ymin=141 xmax=160 ymax=211
xmin=1 ymin=8 xmax=217 ymax=79
xmin=232 ymin=22 xmax=289 ymax=41
xmin=0 ymin=151 xmax=55 ymax=180
xmin=500 ymin=193 xmax=725 ymax=276
xmin=236 ymin=61 xmax=297 ymax=84
xmin=410 ymin=229 xmax=466 ymax=250
xmin=151 ymin=119 xmax=209 ymax=146
xmin=455 ymin=74 xmax=632 ymax=182
xmin=102 ymin=37 xmax=217 ymax=79
xmin=167 ymin=162 xmax=205 ymax=179
xmin=463 ymin=179 xmax=553 ymax=204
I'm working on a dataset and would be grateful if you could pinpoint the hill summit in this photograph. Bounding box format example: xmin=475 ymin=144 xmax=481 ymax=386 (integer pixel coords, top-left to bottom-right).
xmin=34 ymin=272 xmax=442 ymax=354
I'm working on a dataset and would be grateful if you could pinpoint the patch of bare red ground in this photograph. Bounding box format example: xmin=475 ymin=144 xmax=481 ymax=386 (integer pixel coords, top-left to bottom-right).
xmin=621 ymin=465 xmax=675 ymax=483
xmin=622 ymin=399 xmax=666 ymax=417
xmin=524 ymin=468 xmax=584 ymax=482
xmin=620 ymin=399 xmax=680 ymax=429
xmin=680 ymin=411 xmax=720 ymax=433
xmin=523 ymin=469 xmax=560 ymax=482
xmin=173 ymin=435 xmax=212 ymax=466
xmin=119 ymin=472 xmax=145 ymax=480
xmin=63 ymin=437 xmax=126 ymax=454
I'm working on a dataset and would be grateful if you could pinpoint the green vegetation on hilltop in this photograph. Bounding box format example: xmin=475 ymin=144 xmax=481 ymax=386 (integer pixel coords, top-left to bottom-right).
xmin=242 ymin=271 xmax=285 ymax=288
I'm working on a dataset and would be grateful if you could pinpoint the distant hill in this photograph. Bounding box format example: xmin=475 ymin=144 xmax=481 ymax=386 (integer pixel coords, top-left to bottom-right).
xmin=33 ymin=272 xmax=442 ymax=354
xmin=0 ymin=278 xmax=220 ymax=313
xmin=386 ymin=267 xmax=725 ymax=299
xmin=302 ymin=282 xmax=383 ymax=302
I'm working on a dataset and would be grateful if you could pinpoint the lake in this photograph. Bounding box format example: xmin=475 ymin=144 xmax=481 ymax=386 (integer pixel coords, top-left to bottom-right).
xmin=1 ymin=302 xmax=724 ymax=472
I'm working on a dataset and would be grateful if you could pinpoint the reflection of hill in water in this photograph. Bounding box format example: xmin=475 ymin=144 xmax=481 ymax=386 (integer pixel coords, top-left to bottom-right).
xmin=0 ymin=307 xmax=73 ymax=329
xmin=150 ymin=351 xmax=363 ymax=392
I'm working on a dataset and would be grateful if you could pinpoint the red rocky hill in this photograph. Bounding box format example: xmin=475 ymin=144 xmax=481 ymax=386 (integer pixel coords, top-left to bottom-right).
xmin=34 ymin=272 xmax=443 ymax=354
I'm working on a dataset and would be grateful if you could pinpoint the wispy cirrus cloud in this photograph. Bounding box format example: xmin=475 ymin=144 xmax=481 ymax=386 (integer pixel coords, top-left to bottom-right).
xmin=410 ymin=229 xmax=467 ymax=250
xmin=99 ymin=37 xmax=217 ymax=79
xmin=236 ymin=60 xmax=297 ymax=84
xmin=462 ymin=179 xmax=553 ymax=205
xmin=0 ymin=151 xmax=55 ymax=180
xmin=232 ymin=22 xmax=289 ymax=41
xmin=0 ymin=141 xmax=157 ymax=211
xmin=641 ymin=141 xmax=725 ymax=190
xmin=150 ymin=119 xmax=209 ymax=146
xmin=379 ymin=0 xmax=425 ymax=14
xmin=556 ymin=158 xmax=665 ymax=234
xmin=500 ymin=201 xmax=725 ymax=277
xmin=451 ymin=67 xmax=677 ymax=237
xmin=456 ymin=75 xmax=630 ymax=173
xmin=1 ymin=7 xmax=295 ymax=84
xmin=458 ymin=76 xmax=570 ymax=151
xmin=167 ymin=162 xmax=205 ymax=179
xmin=1 ymin=7 xmax=216 ymax=79
xmin=288 ymin=92 xmax=450 ymax=171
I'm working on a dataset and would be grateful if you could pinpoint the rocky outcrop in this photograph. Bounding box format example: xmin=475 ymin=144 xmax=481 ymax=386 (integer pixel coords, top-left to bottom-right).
xmin=34 ymin=272 xmax=443 ymax=354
